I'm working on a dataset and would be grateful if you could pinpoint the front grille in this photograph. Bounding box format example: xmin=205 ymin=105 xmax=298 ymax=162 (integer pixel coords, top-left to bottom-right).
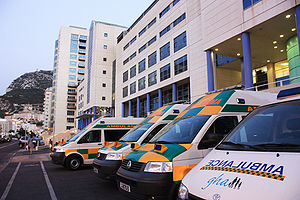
xmin=121 ymin=159 xmax=145 ymax=172
xmin=188 ymin=193 xmax=206 ymax=200
xmin=98 ymin=153 xmax=107 ymax=160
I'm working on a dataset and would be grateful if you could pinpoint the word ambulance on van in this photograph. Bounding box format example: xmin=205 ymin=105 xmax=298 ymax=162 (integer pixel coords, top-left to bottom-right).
xmin=50 ymin=116 xmax=143 ymax=170
xmin=116 ymin=89 xmax=277 ymax=200
xmin=92 ymin=103 xmax=189 ymax=180
xmin=179 ymin=87 xmax=300 ymax=200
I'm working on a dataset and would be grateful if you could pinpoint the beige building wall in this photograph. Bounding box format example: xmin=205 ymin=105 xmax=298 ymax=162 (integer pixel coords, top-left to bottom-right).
xmin=43 ymin=87 xmax=52 ymax=130
xmin=115 ymin=0 xmax=206 ymax=117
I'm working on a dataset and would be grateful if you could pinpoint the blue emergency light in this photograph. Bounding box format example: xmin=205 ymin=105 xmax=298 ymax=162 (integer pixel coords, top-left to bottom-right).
xmin=173 ymin=109 xmax=180 ymax=113
xmin=154 ymin=144 xmax=162 ymax=151
xmin=236 ymin=98 xmax=245 ymax=104
xmin=277 ymin=87 xmax=300 ymax=99
xmin=100 ymin=121 xmax=105 ymax=124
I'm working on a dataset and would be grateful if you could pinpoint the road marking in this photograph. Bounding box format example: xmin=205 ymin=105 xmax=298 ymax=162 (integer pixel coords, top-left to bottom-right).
xmin=0 ymin=162 xmax=21 ymax=200
xmin=0 ymin=152 xmax=17 ymax=174
xmin=0 ymin=142 xmax=17 ymax=150
xmin=40 ymin=161 xmax=57 ymax=200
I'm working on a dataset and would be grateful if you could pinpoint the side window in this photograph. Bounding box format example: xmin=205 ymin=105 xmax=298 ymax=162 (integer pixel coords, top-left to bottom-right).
xmin=104 ymin=130 xmax=129 ymax=142
xmin=198 ymin=116 xmax=238 ymax=149
xmin=142 ymin=124 xmax=167 ymax=144
xmin=78 ymin=130 xmax=101 ymax=144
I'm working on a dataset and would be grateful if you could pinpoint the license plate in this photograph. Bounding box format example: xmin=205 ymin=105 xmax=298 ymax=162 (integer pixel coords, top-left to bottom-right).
xmin=120 ymin=182 xmax=131 ymax=192
xmin=93 ymin=167 xmax=98 ymax=174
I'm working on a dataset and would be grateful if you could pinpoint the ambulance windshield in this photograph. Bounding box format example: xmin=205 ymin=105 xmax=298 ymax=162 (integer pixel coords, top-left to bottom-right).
xmin=218 ymin=100 xmax=300 ymax=152
xmin=69 ymin=130 xmax=87 ymax=142
xmin=119 ymin=123 xmax=154 ymax=142
xmin=150 ymin=115 xmax=210 ymax=144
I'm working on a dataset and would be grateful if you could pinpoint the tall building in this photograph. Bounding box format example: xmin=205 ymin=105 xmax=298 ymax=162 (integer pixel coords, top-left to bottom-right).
xmin=52 ymin=26 xmax=88 ymax=134
xmin=115 ymin=0 xmax=204 ymax=117
xmin=76 ymin=21 xmax=127 ymax=129
xmin=43 ymin=87 xmax=52 ymax=131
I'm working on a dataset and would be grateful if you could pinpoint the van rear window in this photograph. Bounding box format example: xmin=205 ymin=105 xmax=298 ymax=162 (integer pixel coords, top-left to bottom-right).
xmin=104 ymin=129 xmax=129 ymax=142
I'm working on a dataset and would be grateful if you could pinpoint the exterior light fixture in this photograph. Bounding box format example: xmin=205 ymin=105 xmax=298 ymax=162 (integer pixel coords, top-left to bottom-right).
xmin=292 ymin=28 xmax=296 ymax=32
xmin=280 ymin=49 xmax=284 ymax=52
xmin=215 ymin=48 xmax=219 ymax=51
xmin=237 ymin=38 xmax=241 ymax=41
xmin=286 ymin=14 xmax=291 ymax=19
xmin=237 ymin=53 xmax=241 ymax=56
xmin=267 ymin=60 xmax=270 ymax=63
xmin=273 ymin=41 xmax=277 ymax=44
xmin=280 ymin=34 xmax=284 ymax=38
xmin=274 ymin=46 xmax=278 ymax=49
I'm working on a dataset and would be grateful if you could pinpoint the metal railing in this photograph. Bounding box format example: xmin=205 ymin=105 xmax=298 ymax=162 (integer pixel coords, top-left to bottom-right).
xmin=246 ymin=76 xmax=300 ymax=91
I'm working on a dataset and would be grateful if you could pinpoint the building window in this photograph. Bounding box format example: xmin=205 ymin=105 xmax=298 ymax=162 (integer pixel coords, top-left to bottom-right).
xmin=173 ymin=13 xmax=186 ymax=27
xmin=148 ymin=18 xmax=156 ymax=29
xmin=102 ymin=83 xmax=106 ymax=87
xmin=139 ymin=44 xmax=147 ymax=53
xmin=130 ymin=65 xmax=136 ymax=78
xmin=148 ymin=71 xmax=157 ymax=86
xmin=160 ymin=64 xmax=171 ymax=81
xmin=66 ymin=126 xmax=74 ymax=130
xmin=138 ymin=77 xmax=146 ymax=91
xmin=104 ymin=33 xmax=108 ymax=37
xmin=104 ymin=45 xmax=107 ymax=49
xmin=173 ymin=0 xmax=180 ymax=6
xmin=177 ymin=83 xmax=190 ymax=102
xmin=174 ymin=32 xmax=187 ymax=52
xmin=123 ymin=86 xmax=128 ymax=98
xmin=67 ymin=111 xmax=75 ymax=116
xmin=160 ymin=25 xmax=171 ymax=37
xmin=70 ymin=40 xmax=78 ymax=53
xmin=150 ymin=94 xmax=159 ymax=112
xmin=138 ymin=59 xmax=146 ymax=73
xmin=160 ymin=5 xmax=170 ymax=18
xmin=123 ymin=71 xmax=128 ymax=82
xmin=123 ymin=58 xmax=129 ymax=65
xmin=148 ymin=51 xmax=157 ymax=68
xmin=70 ymin=54 xmax=77 ymax=60
xmin=70 ymin=61 xmax=77 ymax=66
xmin=103 ymin=70 xmax=106 ymax=74
xmin=130 ymin=82 xmax=136 ymax=94
xmin=71 ymin=34 xmax=78 ymax=40
xmin=160 ymin=42 xmax=170 ymax=61
xmin=102 ymin=96 xmax=106 ymax=100
xmin=69 ymin=75 xmax=76 ymax=80
xmin=163 ymin=89 xmax=172 ymax=104
xmin=103 ymin=58 xmax=107 ymax=62
xmin=174 ymin=55 xmax=188 ymax=75
xmin=78 ymin=69 xmax=85 ymax=74
xmin=130 ymin=52 xmax=137 ymax=60
xmin=147 ymin=36 xmax=157 ymax=47
xmin=67 ymin=118 xmax=75 ymax=123
xmin=139 ymin=27 xmax=147 ymax=37
xmin=160 ymin=13 xmax=186 ymax=38
xmin=243 ymin=0 xmax=262 ymax=9
xmin=69 ymin=68 xmax=76 ymax=73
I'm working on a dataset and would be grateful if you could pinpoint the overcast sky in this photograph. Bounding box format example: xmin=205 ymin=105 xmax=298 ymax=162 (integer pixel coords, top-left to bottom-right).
xmin=0 ymin=0 xmax=154 ymax=95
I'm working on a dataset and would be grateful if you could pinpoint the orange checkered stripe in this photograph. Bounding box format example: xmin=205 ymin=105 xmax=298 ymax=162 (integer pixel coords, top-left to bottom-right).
xmin=200 ymin=166 xmax=285 ymax=181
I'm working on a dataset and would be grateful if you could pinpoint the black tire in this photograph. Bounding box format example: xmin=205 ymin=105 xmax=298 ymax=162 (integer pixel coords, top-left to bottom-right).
xmin=65 ymin=155 xmax=82 ymax=170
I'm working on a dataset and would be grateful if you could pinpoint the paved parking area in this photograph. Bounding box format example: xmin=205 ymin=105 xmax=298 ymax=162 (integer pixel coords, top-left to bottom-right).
xmin=0 ymin=149 xmax=130 ymax=200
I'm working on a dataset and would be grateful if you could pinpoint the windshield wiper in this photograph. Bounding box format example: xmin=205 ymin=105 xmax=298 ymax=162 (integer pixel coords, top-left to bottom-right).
xmin=221 ymin=141 xmax=262 ymax=150
xmin=254 ymin=143 xmax=300 ymax=148
xmin=156 ymin=140 xmax=174 ymax=144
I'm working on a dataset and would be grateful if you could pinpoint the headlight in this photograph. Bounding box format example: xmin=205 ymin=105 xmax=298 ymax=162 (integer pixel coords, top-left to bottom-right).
xmin=55 ymin=148 xmax=64 ymax=152
xmin=105 ymin=153 xmax=122 ymax=160
xmin=144 ymin=162 xmax=172 ymax=173
xmin=178 ymin=183 xmax=189 ymax=200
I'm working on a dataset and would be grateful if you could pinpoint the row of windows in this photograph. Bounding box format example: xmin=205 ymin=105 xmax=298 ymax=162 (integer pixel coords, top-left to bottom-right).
xmin=139 ymin=18 xmax=157 ymax=37
xmin=123 ymin=51 xmax=137 ymax=65
xmin=138 ymin=36 xmax=157 ymax=53
xmin=123 ymin=31 xmax=187 ymax=82
xmin=160 ymin=13 xmax=186 ymax=37
xmin=243 ymin=0 xmax=261 ymax=9
xmin=123 ymin=55 xmax=187 ymax=98
xmin=124 ymin=36 xmax=137 ymax=51
xmin=71 ymin=34 xmax=87 ymax=41
xmin=159 ymin=0 xmax=180 ymax=18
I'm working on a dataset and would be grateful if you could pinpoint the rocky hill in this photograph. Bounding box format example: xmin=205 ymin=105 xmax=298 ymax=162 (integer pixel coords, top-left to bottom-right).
xmin=0 ymin=70 xmax=53 ymax=117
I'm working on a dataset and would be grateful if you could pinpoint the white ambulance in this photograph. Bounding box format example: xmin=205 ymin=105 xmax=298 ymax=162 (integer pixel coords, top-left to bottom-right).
xmin=50 ymin=117 xmax=143 ymax=170
xmin=179 ymin=87 xmax=300 ymax=200
xmin=93 ymin=103 xmax=189 ymax=180
xmin=117 ymin=89 xmax=277 ymax=200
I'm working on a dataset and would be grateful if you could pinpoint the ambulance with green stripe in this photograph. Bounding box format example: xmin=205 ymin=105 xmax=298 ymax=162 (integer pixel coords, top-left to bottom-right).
xmin=179 ymin=87 xmax=300 ymax=200
xmin=93 ymin=103 xmax=189 ymax=180
xmin=116 ymin=89 xmax=276 ymax=200
xmin=50 ymin=117 xmax=143 ymax=170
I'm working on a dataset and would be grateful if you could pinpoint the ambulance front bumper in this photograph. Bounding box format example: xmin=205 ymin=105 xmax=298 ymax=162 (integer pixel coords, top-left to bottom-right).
xmin=50 ymin=152 xmax=65 ymax=165
xmin=116 ymin=167 xmax=177 ymax=200
xmin=93 ymin=158 xmax=122 ymax=180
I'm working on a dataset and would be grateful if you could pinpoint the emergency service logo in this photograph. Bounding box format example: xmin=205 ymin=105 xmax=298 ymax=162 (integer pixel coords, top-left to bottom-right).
xmin=201 ymin=173 xmax=243 ymax=190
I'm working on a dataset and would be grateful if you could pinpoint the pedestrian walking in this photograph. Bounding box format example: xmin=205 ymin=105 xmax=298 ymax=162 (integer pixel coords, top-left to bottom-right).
xmin=49 ymin=139 xmax=53 ymax=149
xmin=28 ymin=135 xmax=34 ymax=155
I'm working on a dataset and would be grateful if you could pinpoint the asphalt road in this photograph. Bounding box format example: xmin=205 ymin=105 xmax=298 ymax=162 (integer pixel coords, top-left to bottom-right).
xmin=0 ymin=143 xmax=131 ymax=200
xmin=0 ymin=140 xmax=19 ymax=173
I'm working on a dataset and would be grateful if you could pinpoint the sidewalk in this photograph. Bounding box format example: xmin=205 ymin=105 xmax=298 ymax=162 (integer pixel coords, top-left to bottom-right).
xmin=11 ymin=148 xmax=51 ymax=163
